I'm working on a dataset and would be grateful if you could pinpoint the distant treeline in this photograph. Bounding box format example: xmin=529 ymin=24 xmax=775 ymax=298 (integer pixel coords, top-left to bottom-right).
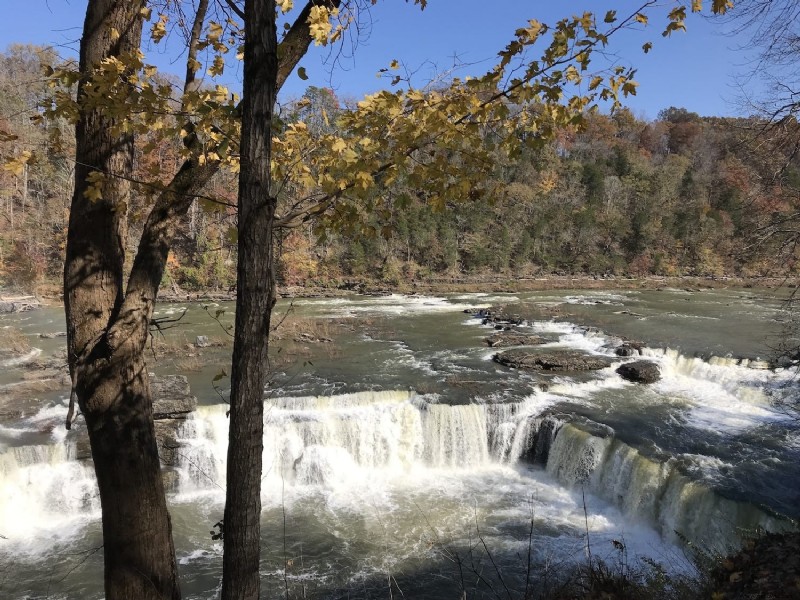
xmin=1 ymin=45 xmax=798 ymax=291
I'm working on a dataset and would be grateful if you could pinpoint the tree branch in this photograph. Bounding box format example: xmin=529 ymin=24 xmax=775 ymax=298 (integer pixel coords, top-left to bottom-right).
xmin=119 ymin=0 xmax=335 ymax=331
xmin=221 ymin=0 xmax=245 ymax=21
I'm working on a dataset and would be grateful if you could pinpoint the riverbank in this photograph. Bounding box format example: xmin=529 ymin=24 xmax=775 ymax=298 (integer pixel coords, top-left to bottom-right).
xmin=7 ymin=274 xmax=796 ymax=308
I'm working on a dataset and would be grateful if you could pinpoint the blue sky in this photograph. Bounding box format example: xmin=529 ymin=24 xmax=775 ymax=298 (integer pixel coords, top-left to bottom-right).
xmin=3 ymin=1 xmax=757 ymax=120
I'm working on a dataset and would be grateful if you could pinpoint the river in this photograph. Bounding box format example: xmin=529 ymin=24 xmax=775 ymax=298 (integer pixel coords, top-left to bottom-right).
xmin=1 ymin=287 xmax=798 ymax=598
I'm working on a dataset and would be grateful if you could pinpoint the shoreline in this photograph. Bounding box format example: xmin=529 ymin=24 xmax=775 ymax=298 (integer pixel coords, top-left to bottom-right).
xmin=9 ymin=274 xmax=796 ymax=308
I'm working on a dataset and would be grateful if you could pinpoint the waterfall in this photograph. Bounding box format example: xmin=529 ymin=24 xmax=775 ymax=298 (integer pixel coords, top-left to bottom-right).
xmin=0 ymin=441 xmax=99 ymax=542
xmin=485 ymin=400 xmax=562 ymax=465
xmin=419 ymin=402 xmax=489 ymax=467
xmin=642 ymin=347 xmax=779 ymax=405
xmin=1 ymin=385 xmax=789 ymax=555
xmin=544 ymin=423 xmax=791 ymax=552
xmin=176 ymin=390 xmax=498 ymax=492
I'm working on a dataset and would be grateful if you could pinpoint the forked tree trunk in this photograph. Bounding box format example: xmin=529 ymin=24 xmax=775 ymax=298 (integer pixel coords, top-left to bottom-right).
xmin=221 ymin=0 xmax=278 ymax=598
xmin=64 ymin=1 xmax=180 ymax=598
xmin=65 ymin=1 xmax=340 ymax=597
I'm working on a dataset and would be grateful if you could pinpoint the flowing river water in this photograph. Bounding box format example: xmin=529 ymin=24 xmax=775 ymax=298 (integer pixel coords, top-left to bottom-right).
xmin=1 ymin=287 xmax=798 ymax=598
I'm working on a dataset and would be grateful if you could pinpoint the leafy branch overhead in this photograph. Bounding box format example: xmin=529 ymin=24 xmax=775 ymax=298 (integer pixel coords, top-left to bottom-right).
xmin=12 ymin=1 xmax=733 ymax=234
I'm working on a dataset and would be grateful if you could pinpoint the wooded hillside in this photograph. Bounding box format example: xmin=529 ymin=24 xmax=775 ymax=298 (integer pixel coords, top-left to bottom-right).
xmin=1 ymin=45 xmax=797 ymax=292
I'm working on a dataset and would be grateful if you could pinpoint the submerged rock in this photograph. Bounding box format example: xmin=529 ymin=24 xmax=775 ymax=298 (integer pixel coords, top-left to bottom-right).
xmin=484 ymin=332 xmax=547 ymax=348
xmin=616 ymin=360 xmax=661 ymax=384
xmin=493 ymin=350 xmax=610 ymax=371
xmin=473 ymin=306 xmax=526 ymax=327
xmin=38 ymin=331 xmax=67 ymax=339
xmin=614 ymin=341 xmax=646 ymax=357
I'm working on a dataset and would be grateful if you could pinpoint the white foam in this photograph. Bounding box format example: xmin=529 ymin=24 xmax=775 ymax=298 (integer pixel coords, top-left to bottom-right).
xmin=527 ymin=320 xmax=575 ymax=335
xmin=0 ymin=347 xmax=42 ymax=367
xmin=0 ymin=443 xmax=100 ymax=545
xmin=547 ymin=372 xmax=627 ymax=399
xmin=303 ymin=293 xmax=520 ymax=319
xmin=643 ymin=348 xmax=791 ymax=433
xmin=564 ymin=292 xmax=629 ymax=306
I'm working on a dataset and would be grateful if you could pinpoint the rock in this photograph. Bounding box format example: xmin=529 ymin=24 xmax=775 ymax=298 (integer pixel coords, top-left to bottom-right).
xmin=615 ymin=341 xmax=646 ymax=357
xmin=294 ymin=332 xmax=332 ymax=344
xmin=160 ymin=468 xmax=180 ymax=492
xmin=195 ymin=335 xmax=210 ymax=348
xmin=21 ymin=369 xmax=71 ymax=386
xmin=38 ymin=331 xmax=67 ymax=339
xmin=476 ymin=306 xmax=526 ymax=328
xmin=616 ymin=360 xmax=661 ymax=384
xmin=493 ymin=350 xmax=611 ymax=371
xmin=522 ymin=416 xmax=561 ymax=465
xmin=0 ymin=297 xmax=41 ymax=313
xmin=151 ymin=375 xmax=197 ymax=420
xmin=154 ymin=421 xmax=183 ymax=466
xmin=151 ymin=375 xmax=197 ymax=467
xmin=68 ymin=375 xmax=197 ymax=466
xmin=484 ymin=332 xmax=547 ymax=348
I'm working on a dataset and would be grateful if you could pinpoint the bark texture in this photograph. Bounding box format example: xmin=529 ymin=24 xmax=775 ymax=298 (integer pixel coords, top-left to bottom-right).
xmin=221 ymin=0 xmax=279 ymax=597
xmin=65 ymin=1 xmax=181 ymax=598
xmin=65 ymin=1 xmax=343 ymax=598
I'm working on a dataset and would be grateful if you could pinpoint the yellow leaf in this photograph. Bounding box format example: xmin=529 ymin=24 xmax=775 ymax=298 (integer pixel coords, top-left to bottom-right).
xmin=355 ymin=171 xmax=373 ymax=189
xmin=208 ymin=55 xmax=225 ymax=77
xmin=712 ymin=0 xmax=733 ymax=14
xmin=2 ymin=150 xmax=34 ymax=177
xmin=151 ymin=15 xmax=168 ymax=43
xmin=308 ymin=5 xmax=332 ymax=46
xmin=84 ymin=186 xmax=103 ymax=202
xmin=622 ymin=80 xmax=639 ymax=96
xmin=83 ymin=171 xmax=106 ymax=202
xmin=207 ymin=22 xmax=224 ymax=43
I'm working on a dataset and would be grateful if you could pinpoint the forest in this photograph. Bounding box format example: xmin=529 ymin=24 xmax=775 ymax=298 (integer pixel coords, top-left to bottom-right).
xmin=1 ymin=43 xmax=797 ymax=294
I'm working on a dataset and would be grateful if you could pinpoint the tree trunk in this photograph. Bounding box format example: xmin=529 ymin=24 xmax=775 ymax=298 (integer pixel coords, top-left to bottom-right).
xmin=64 ymin=1 xmax=180 ymax=598
xmin=221 ymin=0 xmax=278 ymax=598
